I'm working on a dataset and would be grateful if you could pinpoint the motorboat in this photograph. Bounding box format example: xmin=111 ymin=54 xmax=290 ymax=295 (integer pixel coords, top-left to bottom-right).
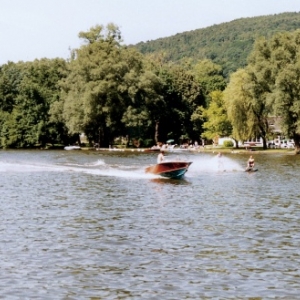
xmin=145 ymin=161 xmax=192 ymax=179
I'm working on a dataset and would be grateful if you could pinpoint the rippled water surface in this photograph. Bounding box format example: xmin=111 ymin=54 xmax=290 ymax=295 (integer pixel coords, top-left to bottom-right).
xmin=1 ymin=149 xmax=300 ymax=299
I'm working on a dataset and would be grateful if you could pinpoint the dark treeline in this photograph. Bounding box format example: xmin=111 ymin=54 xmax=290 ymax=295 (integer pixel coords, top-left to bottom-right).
xmin=0 ymin=58 xmax=70 ymax=148
xmin=0 ymin=24 xmax=223 ymax=149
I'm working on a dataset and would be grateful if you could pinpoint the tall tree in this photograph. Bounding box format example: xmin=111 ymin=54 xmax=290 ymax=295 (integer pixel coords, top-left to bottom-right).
xmin=165 ymin=64 xmax=204 ymax=143
xmin=121 ymin=68 xmax=164 ymax=146
xmin=223 ymin=69 xmax=255 ymax=143
xmin=146 ymin=62 xmax=204 ymax=144
xmin=60 ymin=24 xmax=148 ymax=147
xmin=247 ymin=30 xmax=300 ymax=153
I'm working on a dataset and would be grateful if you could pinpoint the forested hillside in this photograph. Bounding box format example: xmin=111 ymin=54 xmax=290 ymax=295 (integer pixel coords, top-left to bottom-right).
xmin=133 ymin=12 xmax=300 ymax=77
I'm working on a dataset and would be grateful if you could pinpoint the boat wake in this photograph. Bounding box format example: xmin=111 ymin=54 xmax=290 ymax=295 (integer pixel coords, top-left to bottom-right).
xmin=0 ymin=160 xmax=159 ymax=180
xmin=0 ymin=155 xmax=244 ymax=180
xmin=186 ymin=156 xmax=244 ymax=177
xmin=64 ymin=159 xmax=105 ymax=167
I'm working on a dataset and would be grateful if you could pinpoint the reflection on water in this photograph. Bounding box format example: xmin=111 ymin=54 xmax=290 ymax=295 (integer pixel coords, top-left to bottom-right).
xmin=0 ymin=150 xmax=300 ymax=298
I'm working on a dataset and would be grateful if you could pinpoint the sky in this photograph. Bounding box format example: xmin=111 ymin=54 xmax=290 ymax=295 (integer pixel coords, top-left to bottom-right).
xmin=1 ymin=0 xmax=300 ymax=65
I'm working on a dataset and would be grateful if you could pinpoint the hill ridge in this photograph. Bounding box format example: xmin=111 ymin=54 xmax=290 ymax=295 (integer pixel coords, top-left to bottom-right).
xmin=132 ymin=12 xmax=300 ymax=76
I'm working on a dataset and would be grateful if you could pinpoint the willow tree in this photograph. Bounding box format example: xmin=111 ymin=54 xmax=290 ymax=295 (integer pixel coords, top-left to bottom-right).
xmin=223 ymin=69 xmax=255 ymax=143
xmin=225 ymin=64 xmax=273 ymax=149
xmin=248 ymin=30 xmax=300 ymax=153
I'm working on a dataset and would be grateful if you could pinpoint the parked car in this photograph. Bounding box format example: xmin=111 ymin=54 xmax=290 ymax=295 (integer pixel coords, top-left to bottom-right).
xmin=268 ymin=139 xmax=294 ymax=149
xmin=268 ymin=141 xmax=276 ymax=148
xmin=281 ymin=140 xmax=295 ymax=148
xmin=269 ymin=140 xmax=295 ymax=149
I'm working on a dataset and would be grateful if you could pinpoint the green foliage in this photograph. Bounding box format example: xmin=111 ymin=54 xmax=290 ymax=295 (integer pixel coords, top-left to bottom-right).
xmin=150 ymin=62 xmax=204 ymax=143
xmin=224 ymin=69 xmax=255 ymax=142
xmin=60 ymin=24 xmax=165 ymax=147
xmin=224 ymin=64 xmax=272 ymax=149
xmin=0 ymin=59 xmax=69 ymax=148
xmin=0 ymin=24 xmax=206 ymax=148
xmin=3 ymin=15 xmax=300 ymax=150
xmin=192 ymin=59 xmax=226 ymax=100
xmin=223 ymin=140 xmax=234 ymax=147
xmin=133 ymin=12 xmax=300 ymax=77
xmin=0 ymin=62 xmax=23 ymax=113
xmin=193 ymin=91 xmax=232 ymax=142
xmin=247 ymin=30 xmax=300 ymax=151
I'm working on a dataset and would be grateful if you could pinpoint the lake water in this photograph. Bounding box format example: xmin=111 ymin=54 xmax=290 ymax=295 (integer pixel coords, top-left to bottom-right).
xmin=0 ymin=149 xmax=300 ymax=299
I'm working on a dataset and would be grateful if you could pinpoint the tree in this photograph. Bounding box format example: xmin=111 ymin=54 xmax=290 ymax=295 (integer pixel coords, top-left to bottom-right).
xmin=145 ymin=61 xmax=204 ymax=144
xmin=121 ymin=69 xmax=164 ymax=146
xmin=165 ymin=64 xmax=204 ymax=143
xmin=192 ymin=59 xmax=227 ymax=105
xmin=0 ymin=62 xmax=23 ymax=113
xmin=247 ymin=30 xmax=300 ymax=153
xmin=0 ymin=59 xmax=68 ymax=148
xmin=60 ymin=24 xmax=142 ymax=146
xmin=223 ymin=69 xmax=255 ymax=143
xmin=193 ymin=90 xmax=232 ymax=144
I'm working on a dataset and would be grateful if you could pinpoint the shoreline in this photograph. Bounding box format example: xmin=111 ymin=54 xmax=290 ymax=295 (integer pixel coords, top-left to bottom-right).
xmin=90 ymin=147 xmax=297 ymax=155
xmin=1 ymin=146 xmax=295 ymax=154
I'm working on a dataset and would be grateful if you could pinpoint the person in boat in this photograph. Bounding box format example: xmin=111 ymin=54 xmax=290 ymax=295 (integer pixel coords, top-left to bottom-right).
xmin=157 ymin=150 xmax=165 ymax=164
xmin=247 ymin=155 xmax=255 ymax=168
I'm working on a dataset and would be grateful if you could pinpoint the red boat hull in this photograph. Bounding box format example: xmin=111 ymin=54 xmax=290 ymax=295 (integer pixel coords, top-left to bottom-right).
xmin=145 ymin=162 xmax=192 ymax=179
